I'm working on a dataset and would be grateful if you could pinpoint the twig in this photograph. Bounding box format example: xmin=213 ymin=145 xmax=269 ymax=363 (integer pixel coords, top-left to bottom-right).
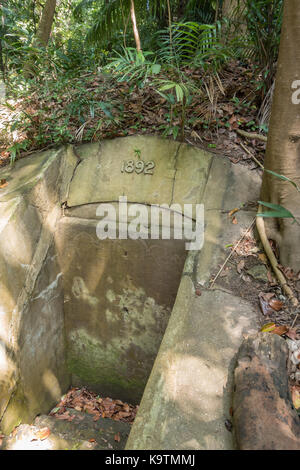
xmin=239 ymin=142 xmax=264 ymax=169
xmin=256 ymin=204 xmax=298 ymax=306
xmin=209 ymin=219 xmax=256 ymax=289
xmin=236 ymin=128 xmax=268 ymax=142
xmin=290 ymin=311 xmax=299 ymax=329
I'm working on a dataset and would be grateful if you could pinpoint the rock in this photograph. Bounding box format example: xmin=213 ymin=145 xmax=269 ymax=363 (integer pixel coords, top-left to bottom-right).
xmin=246 ymin=264 xmax=269 ymax=282
xmin=233 ymin=333 xmax=300 ymax=450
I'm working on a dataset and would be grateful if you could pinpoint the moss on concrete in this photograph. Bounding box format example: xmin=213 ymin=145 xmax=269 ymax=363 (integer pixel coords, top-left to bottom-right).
xmin=67 ymin=328 xmax=148 ymax=403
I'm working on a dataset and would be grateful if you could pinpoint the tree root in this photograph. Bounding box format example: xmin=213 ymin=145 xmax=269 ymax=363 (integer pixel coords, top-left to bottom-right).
xmin=236 ymin=129 xmax=268 ymax=142
xmin=256 ymin=205 xmax=298 ymax=306
xmin=235 ymin=143 xmax=298 ymax=306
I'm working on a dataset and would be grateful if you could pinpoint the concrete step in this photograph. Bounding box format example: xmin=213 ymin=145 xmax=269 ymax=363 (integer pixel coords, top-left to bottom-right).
xmin=0 ymin=408 xmax=130 ymax=450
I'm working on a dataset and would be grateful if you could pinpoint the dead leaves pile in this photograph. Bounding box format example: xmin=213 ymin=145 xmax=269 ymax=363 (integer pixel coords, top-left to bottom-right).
xmin=50 ymin=387 xmax=138 ymax=424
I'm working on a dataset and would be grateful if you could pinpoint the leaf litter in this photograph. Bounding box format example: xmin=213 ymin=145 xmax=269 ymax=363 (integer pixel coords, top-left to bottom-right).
xmin=50 ymin=387 xmax=138 ymax=424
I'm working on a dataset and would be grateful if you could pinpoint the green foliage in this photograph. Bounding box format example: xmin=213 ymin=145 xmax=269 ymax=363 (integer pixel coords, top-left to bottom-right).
xmin=245 ymin=0 xmax=283 ymax=87
xmin=257 ymin=201 xmax=296 ymax=220
xmin=157 ymin=21 xmax=234 ymax=70
xmin=257 ymin=171 xmax=300 ymax=224
xmin=264 ymin=170 xmax=300 ymax=193
xmin=106 ymin=47 xmax=161 ymax=85
xmin=0 ymin=0 xmax=284 ymax=159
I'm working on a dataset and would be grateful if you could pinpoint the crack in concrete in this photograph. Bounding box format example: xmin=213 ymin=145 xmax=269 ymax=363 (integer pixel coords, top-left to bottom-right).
xmin=170 ymin=143 xmax=182 ymax=206
xmin=0 ymin=381 xmax=19 ymax=426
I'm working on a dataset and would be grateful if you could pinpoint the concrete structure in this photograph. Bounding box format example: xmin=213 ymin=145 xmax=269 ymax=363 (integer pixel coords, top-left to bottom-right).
xmin=0 ymin=136 xmax=260 ymax=448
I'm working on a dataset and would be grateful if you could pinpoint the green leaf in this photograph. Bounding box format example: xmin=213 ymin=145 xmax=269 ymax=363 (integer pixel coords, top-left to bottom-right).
xmin=257 ymin=201 xmax=295 ymax=219
xmin=151 ymin=64 xmax=161 ymax=75
xmin=159 ymin=83 xmax=176 ymax=92
xmin=261 ymin=322 xmax=276 ymax=333
xmin=175 ymin=84 xmax=184 ymax=102
xmin=264 ymin=169 xmax=300 ymax=192
xmin=172 ymin=126 xmax=179 ymax=140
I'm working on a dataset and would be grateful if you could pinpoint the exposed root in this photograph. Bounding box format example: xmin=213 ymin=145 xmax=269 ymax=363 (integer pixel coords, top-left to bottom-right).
xmin=236 ymin=129 xmax=268 ymax=142
xmin=232 ymin=143 xmax=298 ymax=306
xmin=256 ymin=205 xmax=298 ymax=307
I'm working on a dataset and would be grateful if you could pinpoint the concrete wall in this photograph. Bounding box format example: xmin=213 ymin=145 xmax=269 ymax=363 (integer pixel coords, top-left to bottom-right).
xmin=0 ymin=136 xmax=212 ymax=433
xmin=0 ymin=149 xmax=70 ymax=434
xmin=55 ymin=137 xmax=210 ymax=403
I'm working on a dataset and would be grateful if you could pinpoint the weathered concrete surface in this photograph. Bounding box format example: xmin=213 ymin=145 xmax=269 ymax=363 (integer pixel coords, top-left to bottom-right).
xmin=126 ymin=287 xmax=259 ymax=450
xmin=56 ymin=137 xmax=212 ymax=403
xmin=0 ymin=136 xmax=213 ymax=435
xmin=0 ymin=136 xmax=263 ymax=450
xmin=1 ymin=409 xmax=130 ymax=450
xmin=56 ymin=217 xmax=186 ymax=403
xmin=233 ymin=333 xmax=300 ymax=450
xmin=0 ymin=148 xmax=70 ymax=434
xmin=126 ymin=156 xmax=261 ymax=450
xmin=67 ymin=137 xmax=212 ymax=207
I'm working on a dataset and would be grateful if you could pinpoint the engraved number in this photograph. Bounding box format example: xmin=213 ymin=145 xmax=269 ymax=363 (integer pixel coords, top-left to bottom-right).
xmin=121 ymin=160 xmax=155 ymax=175
xmin=135 ymin=160 xmax=145 ymax=174
xmin=144 ymin=161 xmax=155 ymax=175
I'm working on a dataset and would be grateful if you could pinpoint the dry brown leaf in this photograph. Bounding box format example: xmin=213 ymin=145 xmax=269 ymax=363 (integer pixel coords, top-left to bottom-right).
xmin=259 ymin=295 xmax=274 ymax=316
xmin=114 ymin=432 xmax=121 ymax=442
xmin=258 ymin=253 xmax=268 ymax=264
xmin=260 ymin=292 xmax=275 ymax=302
xmin=35 ymin=427 xmax=51 ymax=441
xmin=52 ymin=387 xmax=138 ymax=424
xmin=269 ymin=298 xmax=284 ymax=311
xmin=285 ymin=328 xmax=298 ymax=340
xmin=271 ymin=325 xmax=289 ymax=336
xmin=267 ymin=270 xmax=277 ymax=284
xmin=237 ymin=260 xmax=245 ymax=274
xmin=228 ymin=208 xmax=239 ymax=217
xmin=232 ymin=216 xmax=238 ymax=224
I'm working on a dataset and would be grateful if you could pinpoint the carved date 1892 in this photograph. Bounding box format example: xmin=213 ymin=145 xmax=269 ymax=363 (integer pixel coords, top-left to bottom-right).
xmin=121 ymin=160 xmax=155 ymax=175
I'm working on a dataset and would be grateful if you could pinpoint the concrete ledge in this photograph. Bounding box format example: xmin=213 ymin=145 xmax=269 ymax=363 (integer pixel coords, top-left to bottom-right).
xmin=126 ymin=155 xmax=261 ymax=450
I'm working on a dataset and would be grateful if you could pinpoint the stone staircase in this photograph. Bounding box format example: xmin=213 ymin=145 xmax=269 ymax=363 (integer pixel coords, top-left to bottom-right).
xmin=0 ymin=408 xmax=130 ymax=450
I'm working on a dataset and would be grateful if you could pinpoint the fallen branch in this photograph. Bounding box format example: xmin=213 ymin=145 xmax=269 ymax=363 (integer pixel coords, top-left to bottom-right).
xmin=236 ymin=128 xmax=268 ymax=142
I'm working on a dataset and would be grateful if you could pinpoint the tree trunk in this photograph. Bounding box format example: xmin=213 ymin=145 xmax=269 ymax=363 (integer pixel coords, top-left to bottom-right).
xmin=260 ymin=0 xmax=300 ymax=272
xmin=222 ymin=0 xmax=246 ymax=35
xmin=222 ymin=0 xmax=238 ymax=18
xmin=23 ymin=0 xmax=56 ymax=78
xmin=130 ymin=0 xmax=141 ymax=52
xmin=35 ymin=0 xmax=56 ymax=47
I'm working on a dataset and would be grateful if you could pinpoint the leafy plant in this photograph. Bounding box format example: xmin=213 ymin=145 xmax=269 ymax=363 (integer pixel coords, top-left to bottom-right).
xmin=106 ymin=47 xmax=161 ymax=85
xmin=157 ymin=21 xmax=234 ymax=71
xmin=245 ymin=0 xmax=283 ymax=89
